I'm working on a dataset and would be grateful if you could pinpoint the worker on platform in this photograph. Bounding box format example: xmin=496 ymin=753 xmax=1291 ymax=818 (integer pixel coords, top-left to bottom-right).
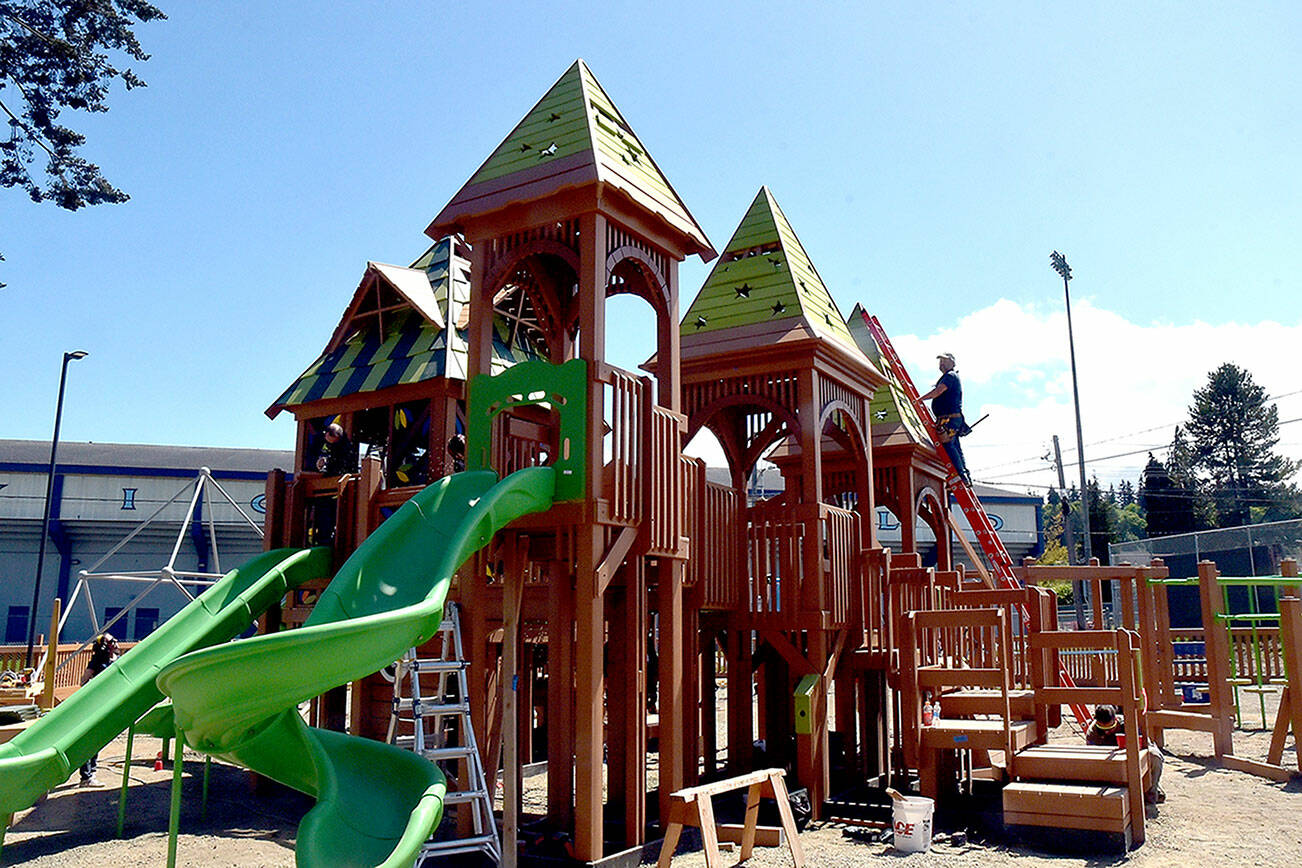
xmin=919 ymin=352 xmax=972 ymax=484
xmin=315 ymin=423 xmax=354 ymax=476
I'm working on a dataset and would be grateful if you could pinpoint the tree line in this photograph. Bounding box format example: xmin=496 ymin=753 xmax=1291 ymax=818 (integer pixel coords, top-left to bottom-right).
xmin=1041 ymin=362 xmax=1301 ymax=564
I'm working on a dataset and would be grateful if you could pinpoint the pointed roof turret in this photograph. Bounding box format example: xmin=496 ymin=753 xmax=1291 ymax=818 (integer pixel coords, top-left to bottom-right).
xmin=846 ymin=303 xmax=934 ymax=447
xmin=429 ymin=60 xmax=712 ymax=259
xmin=681 ymin=187 xmax=860 ymax=352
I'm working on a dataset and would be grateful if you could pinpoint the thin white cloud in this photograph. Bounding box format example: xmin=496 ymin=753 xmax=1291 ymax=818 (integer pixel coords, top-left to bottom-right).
xmin=894 ymin=300 xmax=1302 ymax=493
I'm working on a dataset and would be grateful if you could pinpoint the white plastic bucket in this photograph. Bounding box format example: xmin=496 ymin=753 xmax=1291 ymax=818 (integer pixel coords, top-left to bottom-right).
xmin=892 ymin=795 xmax=934 ymax=853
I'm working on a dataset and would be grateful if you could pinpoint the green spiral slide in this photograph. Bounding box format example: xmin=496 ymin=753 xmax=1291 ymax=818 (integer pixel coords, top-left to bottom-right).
xmin=156 ymin=466 xmax=556 ymax=867
xmin=0 ymin=545 xmax=333 ymax=817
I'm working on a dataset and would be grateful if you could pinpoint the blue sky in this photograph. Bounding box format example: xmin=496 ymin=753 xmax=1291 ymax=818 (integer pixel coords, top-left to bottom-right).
xmin=4 ymin=3 xmax=1300 ymax=495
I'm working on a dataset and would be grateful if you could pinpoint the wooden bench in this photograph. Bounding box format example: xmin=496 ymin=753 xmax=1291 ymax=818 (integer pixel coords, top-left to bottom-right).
xmin=657 ymin=768 xmax=804 ymax=868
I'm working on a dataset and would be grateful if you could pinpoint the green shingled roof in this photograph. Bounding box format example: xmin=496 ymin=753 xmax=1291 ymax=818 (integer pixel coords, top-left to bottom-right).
xmin=432 ymin=60 xmax=712 ymax=257
xmin=681 ymin=187 xmax=856 ymax=348
xmin=268 ymin=238 xmax=534 ymax=416
xmin=846 ymin=304 xmax=933 ymax=445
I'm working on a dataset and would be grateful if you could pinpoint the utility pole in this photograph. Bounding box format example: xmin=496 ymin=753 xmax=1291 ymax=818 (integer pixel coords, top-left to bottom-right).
xmin=1052 ymin=435 xmax=1087 ymax=628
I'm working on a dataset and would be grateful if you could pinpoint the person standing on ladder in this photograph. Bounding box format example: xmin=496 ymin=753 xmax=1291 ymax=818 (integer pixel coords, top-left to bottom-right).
xmin=919 ymin=352 xmax=972 ymax=484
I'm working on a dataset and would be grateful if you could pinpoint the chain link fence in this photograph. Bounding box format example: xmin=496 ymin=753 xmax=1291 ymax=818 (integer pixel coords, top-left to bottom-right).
xmin=1109 ymin=518 xmax=1302 ymax=579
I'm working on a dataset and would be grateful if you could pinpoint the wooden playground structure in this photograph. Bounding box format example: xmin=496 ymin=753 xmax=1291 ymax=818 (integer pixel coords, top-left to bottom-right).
xmin=251 ymin=60 xmax=1302 ymax=864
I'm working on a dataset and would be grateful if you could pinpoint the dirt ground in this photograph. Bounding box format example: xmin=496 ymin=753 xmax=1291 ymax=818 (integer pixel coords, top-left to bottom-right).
xmin=4 ymin=692 xmax=1299 ymax=867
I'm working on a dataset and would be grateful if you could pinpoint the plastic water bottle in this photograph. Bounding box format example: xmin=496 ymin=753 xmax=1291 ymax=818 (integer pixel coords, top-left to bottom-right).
xmin=922 ymin=696 xmax=934 ymax=727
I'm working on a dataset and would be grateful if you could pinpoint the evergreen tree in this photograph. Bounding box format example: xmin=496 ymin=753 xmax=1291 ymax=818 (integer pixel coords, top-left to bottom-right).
xmin=1117 ymin=479 xmax=1136 ymax=507
xmin=1185 ymin=364 xmax=1300 ymax=527
xmin=1039 ymin=494 xmax=1069 ymax=565
xmin=1139 ymin=452 xmax=1196 ymax=537
xmin=1 ymin=1 xmax=165 ymax=278
xmin=1086 ymin=477 xmax=1115 ymax=563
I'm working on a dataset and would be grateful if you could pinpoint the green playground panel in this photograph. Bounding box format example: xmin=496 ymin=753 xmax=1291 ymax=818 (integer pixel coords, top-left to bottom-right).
xmin=466 ymin=357 xmax=588 ymax=503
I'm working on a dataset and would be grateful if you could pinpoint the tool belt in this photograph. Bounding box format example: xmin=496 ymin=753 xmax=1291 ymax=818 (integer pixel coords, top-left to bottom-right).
xmin=935 ymin=413 xmax=964 ymax=444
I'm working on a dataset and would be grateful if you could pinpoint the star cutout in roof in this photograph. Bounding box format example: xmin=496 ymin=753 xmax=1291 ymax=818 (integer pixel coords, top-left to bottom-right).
xmin=771 ymin=301 xmax=786 ymax=316
xmin=735 ymin=283 xmax=752 ymax=298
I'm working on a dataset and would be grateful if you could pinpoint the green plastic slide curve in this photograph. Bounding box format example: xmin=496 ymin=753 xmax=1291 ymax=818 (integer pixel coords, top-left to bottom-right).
xmin=0 ymin=546 xmax=332 ymax=817
xmin=156 ymin=466 xmax=556 ymax=868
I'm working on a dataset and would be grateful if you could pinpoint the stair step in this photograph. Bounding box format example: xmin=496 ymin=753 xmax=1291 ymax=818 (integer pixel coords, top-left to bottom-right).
xmin=919 ymin=718 xmax=1037 ymax=751
xmin=444 ymin=788 xmax=491 ymax=804
xmin=1014 ymin=744 xmax=1145 ymax=783
xmin=940 ymin=688 xmax=1036 ymax=720
xmin=392 ymin=698 xmax=469 ymax=715
xmin=407 ymin=659 xmax=466 ymax=673
xmin=420 ymin=746 xmax=476 ymax=761
xmin=1003 ymin=782 xmax=1130 ymax=835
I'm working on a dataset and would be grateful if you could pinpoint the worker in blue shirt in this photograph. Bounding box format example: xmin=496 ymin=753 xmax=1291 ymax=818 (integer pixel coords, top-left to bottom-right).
xmin=919 ymin=352 xmax=971 ymax=484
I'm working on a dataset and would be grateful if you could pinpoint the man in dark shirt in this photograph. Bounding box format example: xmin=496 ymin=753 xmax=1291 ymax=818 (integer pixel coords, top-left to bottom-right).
xmin=919 ymin=352 xmax=971 ymax=484
xmin=315 ymin=423 xmax=354 ymax=476
xmin=79 ymin=633 xmax=119 ymax=786
xmin=1085 ymin=704 xmax=1165 ymax=802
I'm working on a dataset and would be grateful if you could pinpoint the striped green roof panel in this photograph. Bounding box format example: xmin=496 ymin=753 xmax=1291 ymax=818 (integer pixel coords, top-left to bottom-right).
xmin=272 ymin=237 xmax=537 ymax=412
xmin=467 ymin=64 xmax=594 ymax=187
xmin=447 ymin=60 xmax=710 ymax=253
xmin=681 ymin=187 xmax=856 ymax=348
xmin=846 ymin=304 xmax=932 ymax=444
xmin=272 ymin=309 xmax=447 ymax=408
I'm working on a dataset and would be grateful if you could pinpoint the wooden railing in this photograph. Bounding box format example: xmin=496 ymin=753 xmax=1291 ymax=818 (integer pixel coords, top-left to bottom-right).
xmin=886 ymin=559 xmax=959 ymax=661
xmin=743 ymin=501 xmax=864 ymax=628
xmin=822 ymin=505 xmax=860 ymax=626
xmin=693 ymin=475 xmax=743 ymax=608
xmin=747 ymin=501 xmax=806 ymax=622
xmin=1164 ymin=626 xmax=1287 ymax=684
xmin=604 ymin=365 xmax=646 ymax=525
xmin=1 ymin=642 xmax=139 ymax=689
xmin=648 ymin=407 xmax=687 ymax=556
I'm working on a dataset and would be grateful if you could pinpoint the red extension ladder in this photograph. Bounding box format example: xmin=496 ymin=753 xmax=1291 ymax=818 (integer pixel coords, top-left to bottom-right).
xmin=860 ymin=311 xmax=1091 ymax=728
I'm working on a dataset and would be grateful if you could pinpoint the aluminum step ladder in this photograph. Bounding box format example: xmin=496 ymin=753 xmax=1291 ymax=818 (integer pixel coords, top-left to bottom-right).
xmin=388 ymin=603 xmax=501 ymax=866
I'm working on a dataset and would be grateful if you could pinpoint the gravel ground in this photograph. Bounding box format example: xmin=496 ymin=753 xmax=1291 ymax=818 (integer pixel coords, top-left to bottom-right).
xmin=4 ymin=691 xmax=1298 ymax=866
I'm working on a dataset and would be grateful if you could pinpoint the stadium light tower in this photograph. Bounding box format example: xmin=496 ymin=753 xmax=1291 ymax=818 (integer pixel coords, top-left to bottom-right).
xmin=1050 ymin=251 xmax=1092 ymax=566
xmin=26 ymin=350 xmax=89 ymax=668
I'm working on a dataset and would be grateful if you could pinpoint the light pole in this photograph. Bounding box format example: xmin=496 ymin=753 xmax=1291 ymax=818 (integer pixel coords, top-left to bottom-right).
xmin=1050 ymin=252 xmax=1092 ymax=568
xmin=26 ymin=350 xmax=89 ymax=668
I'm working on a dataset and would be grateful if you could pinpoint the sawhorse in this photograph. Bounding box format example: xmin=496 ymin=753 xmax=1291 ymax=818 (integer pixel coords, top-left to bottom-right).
xmin=657 ymin=768 xmax=805 ymax=868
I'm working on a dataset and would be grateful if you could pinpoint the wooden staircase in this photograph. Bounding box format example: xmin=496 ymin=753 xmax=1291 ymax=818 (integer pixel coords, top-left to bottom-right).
xmin=901 ymin=608 xmax=1039 ymax=798
xmin=1003 ymin=629 xmax=1150 ymax=849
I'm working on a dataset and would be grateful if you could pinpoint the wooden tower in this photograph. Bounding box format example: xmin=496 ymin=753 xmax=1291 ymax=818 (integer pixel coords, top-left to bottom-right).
xmin=427 ymin=59 xmax=714 ymax=862
xmin=672 ymin=186 xmax=888 ymax=813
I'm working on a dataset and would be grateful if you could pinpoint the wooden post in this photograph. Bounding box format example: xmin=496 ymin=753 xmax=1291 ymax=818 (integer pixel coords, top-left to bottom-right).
xmin=547 ymin=558 xmax=575 ymax=829
xmin=40 ymin=599 xmax=60 ymax=710
xmin=1273 ymin=589 xmax=1302 ymax=771
xmin=727 ymin=628 xmax=754 ymax=774
xmin=1198 ymin=561 xmax=1236 ymax=758
xmin=683 ymin=601 xmax=702 ymax=787
xmin=701 ymin=627 xmax=719 ymax=779
xmin=574 ymin=526 xmax=606 ymax=861
xmin=501 ymin=535 xmax=525 ymax=868
xmin=657 ymin=559 xmax=686 ymax=828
